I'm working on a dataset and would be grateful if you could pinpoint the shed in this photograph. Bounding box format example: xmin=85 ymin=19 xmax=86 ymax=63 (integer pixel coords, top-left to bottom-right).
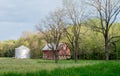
xmin=42 ymin=43 xmax=71 ymax=60
xmin=15 ymin=45 xmax=30 ymax=59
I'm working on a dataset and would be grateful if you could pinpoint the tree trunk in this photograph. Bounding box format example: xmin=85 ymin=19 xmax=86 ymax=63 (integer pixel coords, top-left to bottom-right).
xmin=74 ymin=40 xmax=78 ymax=63
xmin=74 ymin=48 xmax=77 ymax=63
xmin=105 ymin=36 xmax=109 ymax=61
xmin=105 ymin=43 xmax=109 ymax=60
xmin=55 ymin=50 xmax=58 ymax=63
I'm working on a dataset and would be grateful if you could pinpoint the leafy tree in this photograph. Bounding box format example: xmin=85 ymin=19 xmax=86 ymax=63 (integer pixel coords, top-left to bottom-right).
xmin=87 ymin=0 xmax=120 ymax=60
xmin=63 ymin=0 xmax=87 ymax=63
xmin=37 ymin=9 xmax=65 ymax=63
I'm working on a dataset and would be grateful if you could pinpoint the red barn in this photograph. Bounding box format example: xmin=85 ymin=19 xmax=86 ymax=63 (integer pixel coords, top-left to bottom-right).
xmin=42 ymin=43 xmax=71 ymax=60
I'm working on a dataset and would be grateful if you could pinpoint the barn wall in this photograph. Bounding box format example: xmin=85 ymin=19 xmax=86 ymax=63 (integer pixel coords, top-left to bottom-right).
xmin=43 ymin=51 xmax=54 ymax=59
xmin=43 ymin=49 xmax=71 ymax=60
xmin=58 ymin=48 xmax=71 ymax=59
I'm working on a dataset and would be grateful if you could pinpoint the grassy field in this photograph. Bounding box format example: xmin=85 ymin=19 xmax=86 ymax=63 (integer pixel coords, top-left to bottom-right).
xmin=0 ymin=58 xmax=120 ymax=76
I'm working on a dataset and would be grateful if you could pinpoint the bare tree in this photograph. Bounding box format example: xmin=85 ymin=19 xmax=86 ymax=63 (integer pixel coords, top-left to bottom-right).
xmin=87 ymin=0 xmax=120 ymax=60
xmin=37 ymin=9 xmax=65 ymax=63
xmin=63 ymin=0 xmax=87 ymax=63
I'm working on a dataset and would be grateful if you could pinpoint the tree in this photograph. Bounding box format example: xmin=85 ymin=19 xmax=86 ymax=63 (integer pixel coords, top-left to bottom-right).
xmin=0 ymin=40 xmax=16 ymax=57
xmin=18 ymin=31 xmax=43 ymax=58
xmin=37 ymin=9 xmax=65 ymax=63
xmin=87 ymin=0 xmax=120 ymax=60
xmin=63 ymin=0 xmax=87 ymax=63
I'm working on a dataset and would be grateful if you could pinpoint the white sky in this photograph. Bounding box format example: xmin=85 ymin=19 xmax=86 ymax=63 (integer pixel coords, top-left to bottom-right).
xmin=0 ymin=0 xmax=120 ymax=41
xmin=0 ymin=0 xmax=62 ymax=41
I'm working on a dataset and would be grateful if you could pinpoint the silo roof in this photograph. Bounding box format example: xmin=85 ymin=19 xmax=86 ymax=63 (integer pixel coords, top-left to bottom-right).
xmin=15 ymin=45 xmax=29 ymax=50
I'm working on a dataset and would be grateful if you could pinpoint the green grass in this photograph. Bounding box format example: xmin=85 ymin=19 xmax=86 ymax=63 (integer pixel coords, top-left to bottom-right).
xmin=0 ymin=58 xmax=120 ymax=76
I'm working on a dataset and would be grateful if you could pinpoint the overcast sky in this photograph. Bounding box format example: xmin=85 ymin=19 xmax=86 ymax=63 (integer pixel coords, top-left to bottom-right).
xmin=0 ymin=0 xmax=120 ymax=41
xmin=0 ymin=0 xmax=62 ymax=41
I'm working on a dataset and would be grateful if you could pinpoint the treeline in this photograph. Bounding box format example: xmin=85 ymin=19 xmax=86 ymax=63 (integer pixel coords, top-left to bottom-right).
xmin=0 ymin=23 xmax=120 ymax=60
xmin=0 ymin=32 xmax=44 ymax=59
xmin=0 ymin=24 xmax=120 ymax=60
xmin=66 ymin=24 xmax=120 ymax=60
xmin=0 ymin=40 xmax=16 ymax=57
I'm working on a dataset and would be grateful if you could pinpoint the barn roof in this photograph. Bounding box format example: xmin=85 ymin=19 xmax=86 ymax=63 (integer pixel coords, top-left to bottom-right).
xmin=42 ymin=43 xmax=63 ymax=51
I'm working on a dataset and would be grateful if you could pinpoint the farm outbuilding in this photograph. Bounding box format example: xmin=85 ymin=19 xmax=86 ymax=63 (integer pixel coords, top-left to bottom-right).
xmin=15 ymin=45 xmax=30 ymax=59
xmin=42 ymin=43 xmax=71 ymax=60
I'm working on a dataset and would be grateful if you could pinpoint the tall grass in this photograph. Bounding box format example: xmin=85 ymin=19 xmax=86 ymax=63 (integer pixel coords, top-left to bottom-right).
xmin=0 ymin=58 xmax=119 ymax=76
